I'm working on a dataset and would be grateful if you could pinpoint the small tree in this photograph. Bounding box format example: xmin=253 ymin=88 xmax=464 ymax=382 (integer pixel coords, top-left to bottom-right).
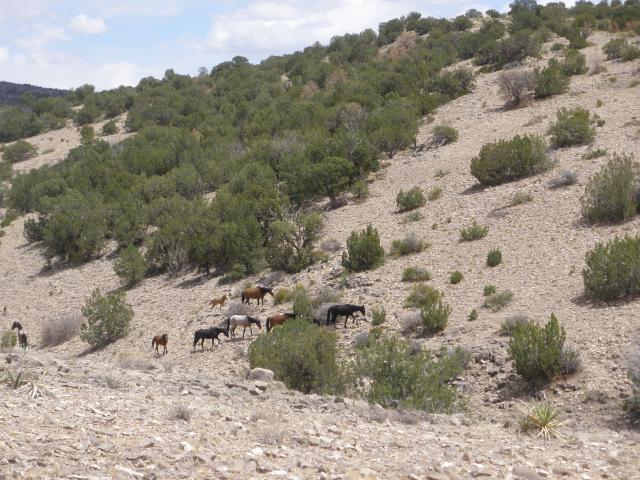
xmin=342 ymin=224 xmax=385 ymax=272
xmin=583 ymin=235 xmax=640 ymax=301
xmin=396 ymin=187 xmax=426 ymax=212
xmin=266 ymin=212 xmax=324 ymax=273
xmin=102 ymin=120 xmax=118 ymax=136
xmin=113 ymin=244 xmax=147 ymax=288
xmin=80 ymin=125 xmax=95 ymax=144
xmin=80 ymin=289 xmax=133 ymax=348
xmin=563 ymin=49 xmax=587 ymax=75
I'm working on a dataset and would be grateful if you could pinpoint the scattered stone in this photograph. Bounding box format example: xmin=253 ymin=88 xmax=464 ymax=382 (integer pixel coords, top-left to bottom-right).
xmin=247 ymin=368 xmax=274 ymax=382
xmin=512 ymin=466 xmax=544 ymax=480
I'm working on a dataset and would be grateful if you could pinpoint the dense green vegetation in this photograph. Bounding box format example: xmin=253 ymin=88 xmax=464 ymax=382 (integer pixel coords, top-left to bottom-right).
xmin=583 ymin=235 xmax=640 ymax=301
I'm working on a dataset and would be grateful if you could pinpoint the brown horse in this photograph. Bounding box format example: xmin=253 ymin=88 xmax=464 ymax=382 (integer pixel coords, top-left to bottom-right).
xmin=151 ymin=334 xmax=168 ymax=355
xmin=241 ymin=286 xmax=274 ymax=306
xmin=266 ymin=312 xmax=297 ymax=332
xmin=209 ymin=294 xmax=227 ymax=310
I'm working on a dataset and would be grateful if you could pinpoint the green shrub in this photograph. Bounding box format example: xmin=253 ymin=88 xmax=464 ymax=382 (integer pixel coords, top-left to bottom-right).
xmin=582 ymin=149 xmax=607 ymax=160
xmin=396 ymin=187 xmax=426 ymax=212
xmin=460 ymin=221 xmax=488 ymax=241
xmin=510 ymin=191 xmax=533 ymax=205
xmin=487 ymin=248 xmax=502 ymax=267
xmin=353 ymin=336 xmax=465 ymax=412
xmin=621 ymin=45 xmax=640 ymax=62
xmin=248 ymin=319 xmax=344 ymax=394
xmin=583 ymin=235 xmax=640 ymax=301
xmin=471 ymin=134 xmax=547 ymax=186
xmin=402 ymin=267 xmax=432 ymax=282
xmin=468 ymin=309 xmax=478 ymax=321
xmin=80 ymin=289 xmax=133 ymax=348
xmin=291 ymin=284 xmax=313 ymax=320
xmin=550 ymin=43 xmax=565 ymax=52
xmin=484 ymin=289 xmax=513 ymax=311
xmin=273 ymin=288 xmax=291 ymax=305
xmin=628 ymin=341 xmax=640 ymax=423
xmin=113 ymin=244 xmax=147 ymax=288
xmin=603 ymin=38 xmax=627 ymax=60
xmin=450 ymin=271 xmax=463 ymax=284
xmin=580 ymin=154 xmax=639 ymax=223
xmin=266 ymin=213 xmax=323 ymax=273
xmin=371 ymin=307 xmax=386 ymax=326
xmin=549 ymin=107 xmax=596 ymax=148
xmin=0 ymin=329 xmax=17 ymax=347
xmin=404 ymin=284 xmax=441 ymax=309
xmin=351 ymin=179 xmax=369 ymax=199
xmin=23 ymin=217 xmax=47 ymax=243
xmin=563 ymin=49 xmax=587 ymax=75
xmin=483 ymin=284 xmax=496 ymax=296
xmin=342 ymin=224 xmax=385 ymax=272
xmin=80 ymin=125 xmax=94 ymax=144
xmin=421 ymin=297 xmax=451 ymax=333
xmin=508 ymin=314 xmax=565 ymax=382
xmin=401 ymin=211 xmax=423 ymax=223
xmin=102 ymin=120 xmax=118 ymax=136
xmin=534 ymin=59 xmax=570 ymax=99
xmin=2 ymin=140 xmax=37 ymax=163
xmin=432 ymin=125 xmax=459 ymax=145
xmin=427 ymin=187 xmax=443 ymax=201
xmin=390 ymin=233 xmax=427 ymax=257
xmin=486 ymin=9 xmax=500 ymax=18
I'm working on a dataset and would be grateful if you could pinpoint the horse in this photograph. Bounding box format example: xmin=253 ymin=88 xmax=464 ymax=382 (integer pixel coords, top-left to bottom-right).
xmin=193 ymin=326 xmax=229 ymax=350
xmin=327 ymin=304 xmax=366 ymax=328
xmin=226 ymin=315 xmax=262 ymax=339
xmin=241 ymin=286 xmax=274 ymax=306
xmin=11 ymin=322 xmax=27 ymax=349
xmin=266 ymin=312 xmax=297 ymax=332
xmin=151 ymin=334 xmax=168 ymax=355
xmin=209 ymin=295 xmax=227 ymax=310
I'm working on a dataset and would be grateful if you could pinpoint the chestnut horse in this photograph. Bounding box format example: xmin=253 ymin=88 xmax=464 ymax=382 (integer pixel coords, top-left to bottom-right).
xmin=241 ymin=286 xmax=274 ymax=306
xmin=11 ymin=322 xmax=28 ymax=349
xmin=209 ymin=295 xmax=227 ymax=310
xmin=151 ymin=333 xmax=168 ymax=355
xmin=266 ymin=312 xmax=297 ymax=332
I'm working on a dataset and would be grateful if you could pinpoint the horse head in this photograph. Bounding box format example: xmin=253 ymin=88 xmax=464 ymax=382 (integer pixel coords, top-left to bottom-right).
xmin=249 ymin=317 xmax=262 ymax=330
xmin=360 ymin=305 xmax=366 ymax=316
xmin=162 ymin=333 xmax=168 ymax=342
xmin=11 ymin=322 xmax=21 ymax=331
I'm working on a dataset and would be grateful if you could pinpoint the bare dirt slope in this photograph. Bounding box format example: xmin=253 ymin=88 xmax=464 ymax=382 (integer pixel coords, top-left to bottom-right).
xmin=1 ymin=32 xmax=640 ymax=479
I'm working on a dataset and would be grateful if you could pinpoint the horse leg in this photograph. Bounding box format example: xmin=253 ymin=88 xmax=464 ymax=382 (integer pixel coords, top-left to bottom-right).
xmin=242 ymin=327 xmax=246 ymax=339
xmin=344 ymin=315 xmax=349 ymax=329
xmin=249 ymin=325 xmax=253 ymax=337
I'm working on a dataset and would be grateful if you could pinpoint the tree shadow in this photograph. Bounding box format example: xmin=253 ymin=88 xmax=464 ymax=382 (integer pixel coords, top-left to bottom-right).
xmin=461 ymin=183 xmax=487 ymax=196
xmin=175 ymin=273 xmax=212 ymax=290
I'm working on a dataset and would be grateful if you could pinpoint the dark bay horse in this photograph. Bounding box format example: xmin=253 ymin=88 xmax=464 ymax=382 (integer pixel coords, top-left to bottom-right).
xmin=151 ymin=334 xmax=168 ymax=355
xmin=193 ymin=326 xmax=229 ymax=350
xmin=227 ymin=315 xmax=262 ymax=339
xmin=11 ymin=322 xmax=27 ymax=349
xmin=327 ymin=304 xmax=366 ymax=328
xmin=266 ymin=312 xmax=297 ymax=332
xmin=241 ymin=286 xmax=274 ymax=306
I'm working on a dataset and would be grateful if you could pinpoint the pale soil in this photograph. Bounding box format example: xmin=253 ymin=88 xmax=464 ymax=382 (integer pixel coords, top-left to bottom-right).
xmin=1 ymin=31 xmax=640 ymax=479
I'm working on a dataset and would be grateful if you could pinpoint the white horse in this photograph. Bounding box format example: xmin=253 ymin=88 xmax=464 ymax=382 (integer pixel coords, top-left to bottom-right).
xmin=226 ymin=315 xmax=262 ymax=339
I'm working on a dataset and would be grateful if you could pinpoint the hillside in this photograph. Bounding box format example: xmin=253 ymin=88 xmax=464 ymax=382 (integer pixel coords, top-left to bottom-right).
xmin=0 ymin=81 xmax=68 ymax=106
xmin=2 ymin=11 xmax=640 ymax=480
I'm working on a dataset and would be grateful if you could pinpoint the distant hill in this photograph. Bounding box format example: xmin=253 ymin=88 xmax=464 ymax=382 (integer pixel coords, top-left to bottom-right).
xmin=0 ymin=81 xmax=68 ymax=106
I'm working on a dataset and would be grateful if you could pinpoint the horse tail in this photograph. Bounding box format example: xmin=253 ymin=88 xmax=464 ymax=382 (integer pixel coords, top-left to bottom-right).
xmin=241 ymin=291 xmax=246 ymax=303
xmin=266 ymin=317 xmax=271 ymax=332
xmin=193 ymin=333 xmax=199 ymax=347
xmin=326 ymin=307 xmax=332 ymax=324
xmin=152 ymin=337 xmax=156 ymax=348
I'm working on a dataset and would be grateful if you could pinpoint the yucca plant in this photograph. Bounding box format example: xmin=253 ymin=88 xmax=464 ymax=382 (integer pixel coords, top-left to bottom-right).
xmin=518 ymin=400 xmax=567 ymax=440
xmin=0 ymin=367 xmax=28 ymax=389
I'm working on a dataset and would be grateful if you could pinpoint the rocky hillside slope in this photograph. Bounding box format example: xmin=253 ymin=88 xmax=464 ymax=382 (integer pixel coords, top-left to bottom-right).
xmin=1 ymin=31 xmax=640 ymax=479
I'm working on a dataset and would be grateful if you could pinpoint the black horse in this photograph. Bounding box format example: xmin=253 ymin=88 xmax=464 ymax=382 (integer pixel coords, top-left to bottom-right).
xmin=326 ymin=304 xmax=366 ymax=328
xmin=11 ymin=322 xmax=28 ymax=349
xmin=193 ymin=326 xmax=229 ymax=350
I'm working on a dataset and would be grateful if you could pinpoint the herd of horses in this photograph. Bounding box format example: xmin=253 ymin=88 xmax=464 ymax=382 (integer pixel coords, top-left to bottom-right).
xmin=5 ymin=286 xmax=366 ymax=355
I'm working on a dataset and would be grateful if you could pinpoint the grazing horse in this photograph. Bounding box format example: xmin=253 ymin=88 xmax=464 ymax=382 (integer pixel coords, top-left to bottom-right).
xmin=266 ymin=312 xmax=297 ymax=332
xmin=241 ymin=286 xmax=274 ymax=306
xmin=227 ymin=315 xmax=262 ymax=339
xmin=327 ymin=304 xmax=366 ymax=328
xmin=209 ymin=295 xmax=227 ymax=310
xmin=11 ymin=322 xmax=27 ymax=349
xmin=193 ymin=326 xmax=229 ymax=350
xmin=151 ymin=334 xmax=168 ymax=355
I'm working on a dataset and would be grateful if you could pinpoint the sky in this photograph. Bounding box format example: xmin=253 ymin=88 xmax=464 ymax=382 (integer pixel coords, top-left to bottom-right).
xmin=0 ymin=0 xmax=512 ymax=91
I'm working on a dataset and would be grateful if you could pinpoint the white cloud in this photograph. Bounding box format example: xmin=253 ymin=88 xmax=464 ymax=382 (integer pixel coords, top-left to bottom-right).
xmin=15 ymin=25 xmax=69 ymax=48
xmin=69 ymin=14 xmax=108 ymax=34
xmin=203 ymin=0 xmax=487 ymax=57
xmin=97 ymin=61 xmax=148 ymax=88
xmin=0 ymin=46 xmax=8 ymax=63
